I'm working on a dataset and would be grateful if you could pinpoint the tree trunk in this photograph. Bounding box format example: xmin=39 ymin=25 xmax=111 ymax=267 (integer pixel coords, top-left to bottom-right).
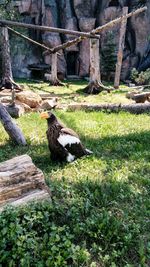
xmin=0 ymin=103 xmax=26 ymax=145
xmin=49 ymin=53 xmax=63 ymax=86
xmin=0 ymin=154 xmax=51 ymax=209
xmin=83 ymin=39 xmax=112 ymax=94
xmin=114 ymin=7 xmax=128 ymax=89
xmin=0 ymin=27 xmax=21 ymax=91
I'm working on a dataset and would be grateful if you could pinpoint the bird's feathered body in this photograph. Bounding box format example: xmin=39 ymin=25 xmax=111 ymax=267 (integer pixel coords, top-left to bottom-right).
xmin=41 ymin=112 xmax=92 ymax=163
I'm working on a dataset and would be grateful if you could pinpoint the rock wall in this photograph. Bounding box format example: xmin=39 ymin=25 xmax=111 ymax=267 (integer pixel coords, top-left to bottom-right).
xmin=7 ymin=0 xmax=150 ymax=80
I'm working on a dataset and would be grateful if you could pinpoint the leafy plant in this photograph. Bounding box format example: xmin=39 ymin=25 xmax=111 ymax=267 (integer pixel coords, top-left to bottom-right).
xmin=131 ymin=68 xmax=150 ymax=85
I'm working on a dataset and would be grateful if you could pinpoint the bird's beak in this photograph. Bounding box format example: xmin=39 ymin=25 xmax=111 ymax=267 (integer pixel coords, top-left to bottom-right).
xmin=40 ymin=112 xmax=49 ymax=119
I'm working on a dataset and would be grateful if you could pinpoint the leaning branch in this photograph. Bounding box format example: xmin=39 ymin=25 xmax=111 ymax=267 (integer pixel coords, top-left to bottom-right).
xmin=43 ymin=36 xmax=85 ymax=55
xmin=0 ymin=6 xmax=147 ymax=56
xmin=91 ymin=6 xmax=147 ymax=35
xmin=0 ymin=19 xmax=100 ymax=39
xmin=43 ymin=6 xmax=147 ymax=55
xmin=0 ymin=103 xmax=26 ymax=145
xmin=7 ymin=27 xmax=56 ymax=54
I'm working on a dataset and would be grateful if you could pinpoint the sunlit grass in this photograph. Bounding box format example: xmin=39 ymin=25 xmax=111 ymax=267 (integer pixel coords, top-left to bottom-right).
xmin=16 ymin=78 xmax=132 ymax=105
xmin=0 ymin=82 xmax=150 ymax=266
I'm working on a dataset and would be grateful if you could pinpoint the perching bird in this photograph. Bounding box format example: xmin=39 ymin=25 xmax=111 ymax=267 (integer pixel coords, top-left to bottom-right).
xmin=40 ymin=112 xmax=93 ymax=163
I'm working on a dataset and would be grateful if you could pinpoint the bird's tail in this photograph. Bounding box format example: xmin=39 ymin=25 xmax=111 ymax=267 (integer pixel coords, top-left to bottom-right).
xmin=85 ymin=148 xmax=93 ymax=155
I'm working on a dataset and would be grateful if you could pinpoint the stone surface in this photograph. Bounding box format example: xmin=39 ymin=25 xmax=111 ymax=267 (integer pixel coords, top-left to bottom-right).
xmin=6 ymin=0 xmax=150 ymax=81
xmin=16 ymin=91 xmax=42 ymax=108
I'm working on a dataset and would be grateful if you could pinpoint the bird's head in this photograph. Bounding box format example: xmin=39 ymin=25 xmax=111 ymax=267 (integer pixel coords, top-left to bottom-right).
xmin=40 ymin=112 xmax=56 ymax=125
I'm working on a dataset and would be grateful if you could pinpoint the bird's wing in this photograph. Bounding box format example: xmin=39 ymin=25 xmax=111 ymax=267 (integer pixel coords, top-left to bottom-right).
xmin=61 ymin=127 xmax=79 ymax=138
xmin=57 ymin=128 xmax=80 ymax=148
xmin=57 ymin=128 xmax=87 ymax=158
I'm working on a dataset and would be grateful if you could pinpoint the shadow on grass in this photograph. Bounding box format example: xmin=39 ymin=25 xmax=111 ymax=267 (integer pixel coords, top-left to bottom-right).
xmin=1 ymin=126 xmax=150 ymax=172
xmin=0 ymin=129 xmax=149 ymax=265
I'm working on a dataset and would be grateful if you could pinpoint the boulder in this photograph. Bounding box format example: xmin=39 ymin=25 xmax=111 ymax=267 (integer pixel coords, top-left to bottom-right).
xmin=16 ymin=91 xmax=42 ymax=108
xmin=73 ymin=0 xmax=94 ymax=18
xmin=18 ymin=0 xmax=32 ymax=14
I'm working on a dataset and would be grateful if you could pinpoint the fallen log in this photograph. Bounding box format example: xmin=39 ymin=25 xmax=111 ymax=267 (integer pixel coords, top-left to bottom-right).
xmin=67 ymin=102 xmax=150 ymax=114
xmin=0 ymin=103 xmax=26 ymax=145
xmin=0 ymin=154 xmax=51 ymax=210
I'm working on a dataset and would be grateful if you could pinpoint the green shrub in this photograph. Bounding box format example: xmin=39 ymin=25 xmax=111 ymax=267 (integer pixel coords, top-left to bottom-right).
xmin=131 ymin=68 xmax=150 ymax=85
xmin=0 ymin=195 xmax=143 ymax=267
xmin=0 ymin=203 xmax=90 ymax=267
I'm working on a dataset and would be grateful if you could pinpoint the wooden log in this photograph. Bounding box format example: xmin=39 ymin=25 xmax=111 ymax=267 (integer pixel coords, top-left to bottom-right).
xmin=0 ymin=7 xmax=146 ymax=39
xmin=8 ymin=26 xmax=56 ymax=54
xmin=114 ymin=7 xmax=128 ymax=89
xmin=0 ymin=19 xmax=100 ymax=39
xmin=67 ymin=102 xmax=150 ymax=114
xmin=48 ymin=53 xmax=64 ymax=86
xmin=0 ymin=7 xmax=146 ymax=59
xmin=91 ymin=7 xmax=147 ymax=35
xmin=43 ymin=36 xmax=85 ymax=55
xmin=0 ymin=103 xmax=26 ymax=145
xmin=0 ymin=154 xmax=51 ymax=209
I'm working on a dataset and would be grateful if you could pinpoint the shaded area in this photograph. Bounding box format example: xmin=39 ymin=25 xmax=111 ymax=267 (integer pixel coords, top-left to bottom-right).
xmin=0 ymin=111 xmax=150 ymax=266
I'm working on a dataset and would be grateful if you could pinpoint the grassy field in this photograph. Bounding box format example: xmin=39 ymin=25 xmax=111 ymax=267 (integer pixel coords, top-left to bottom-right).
xmin=18 ymin=78 xmax=132 ymax=105
xmin=0 ymin=81 xmax=150 ymax=266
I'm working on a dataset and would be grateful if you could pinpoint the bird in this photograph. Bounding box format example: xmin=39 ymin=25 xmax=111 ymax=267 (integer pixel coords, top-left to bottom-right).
xmin=40 ymin=112 xmax=93 ymax=163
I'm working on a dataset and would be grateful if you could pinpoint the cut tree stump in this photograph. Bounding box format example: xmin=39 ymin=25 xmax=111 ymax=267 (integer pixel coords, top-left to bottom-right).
xmin=0 ymin=154 xmax=51 ymax=210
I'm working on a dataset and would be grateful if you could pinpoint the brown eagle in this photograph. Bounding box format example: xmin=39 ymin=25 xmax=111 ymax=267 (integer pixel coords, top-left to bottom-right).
xmin=40 ymin=112 xmax=93 ymax=162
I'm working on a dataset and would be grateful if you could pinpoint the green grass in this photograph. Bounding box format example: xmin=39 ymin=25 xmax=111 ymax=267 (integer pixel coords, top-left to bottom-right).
xmin=0 ymin=81 xmax=150 ymax=266
xmin=17 ymin=78 xmax=132 ymax=105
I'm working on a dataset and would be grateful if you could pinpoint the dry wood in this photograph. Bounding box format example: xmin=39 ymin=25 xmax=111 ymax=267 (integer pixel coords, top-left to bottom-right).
xmin=114 ymin=7 xmax=128 ymax=89
xmin=8 ymin=26 xmax=56 ymax=54
xmin=91 ymin=6 xmax=147 ymax=35
xmin=67 ymin=102 xmax=150 ymax=114
xmin=83 ymin=39 xmax=113 ymax=94
xmin=0 ymin=27 xmax=21 ymax=91
xmin=43 ymin=36 xmax=85 ymax=55
xmin=0 ymin=103 xmax=26 ymax=145
xmin=0 ymin=7 xmax=146 ymax=59
xmin=0 ymin=154 xmax=51 ymax=209
xmin=0 ymin=7 xmax=146 ymax=39
xmin=0 ymin=19 xmax=100 ymax=39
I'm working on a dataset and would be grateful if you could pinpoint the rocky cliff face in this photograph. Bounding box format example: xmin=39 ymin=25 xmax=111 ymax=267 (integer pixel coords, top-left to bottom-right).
xmin=9 ymin=0 xmax=150 ymax=80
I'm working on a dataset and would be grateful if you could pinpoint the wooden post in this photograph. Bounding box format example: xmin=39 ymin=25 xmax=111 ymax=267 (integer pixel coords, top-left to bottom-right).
xmin=51 ymin=53 xmax=57 ymax=84
xmin=83 ymin=39 xmax=112 ymax=94
xmin=90 ymin=38 xmax=101 ymax=83
xmin=0 ymin=103 xmax=26 ymax=145
xmin=0 ymin=27 xmax=21 ymax=91
xmin=1 ymin=27 xmax=13 ymax=83
xmin=49 ymin=53 xmax=63 ymax=86
xmin=114 ymin=7 xmax=128 ymax=89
